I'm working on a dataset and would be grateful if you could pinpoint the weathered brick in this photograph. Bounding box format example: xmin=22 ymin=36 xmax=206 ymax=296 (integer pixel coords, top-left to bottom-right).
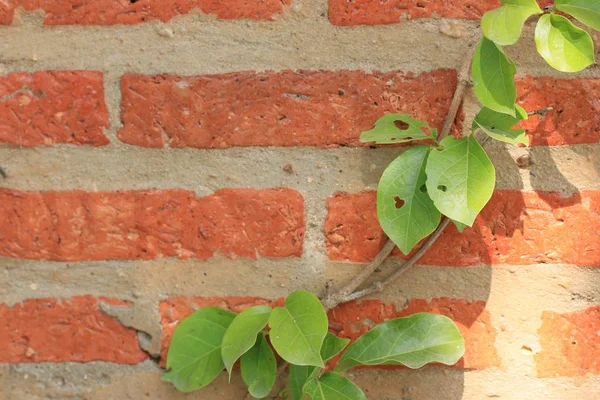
xmin=325 ymin=190 xmax=600 ymax=266
xmin=518 ymin=76 xmax=600 ymax=146
xmin=4 ymin=0 xmax=290 ymax=25
xmin=159 ymin=296 xmax=498 ymax=370
xmin=0 ymin=71 xmax=109 ymax=146
xmin=0 ymin=188 xmax=304 ymax=261
xmin=118 ymin=70 xmax=457 ymax=148
xmin=0 ymin=296 xmax=146 ymax=364
xmin=536 ymin=306 xmax=600 ymax=377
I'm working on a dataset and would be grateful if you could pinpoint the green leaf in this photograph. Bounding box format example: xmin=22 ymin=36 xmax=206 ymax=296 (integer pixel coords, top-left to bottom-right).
xmin=221 ymin=305 xmax=272 ymax=377
xmin=360 ymin=114 xmax=437 ymax=145
xmin=452 ymin=219 xmax=467 ymax=233
xmin=556 ymin=0 xmax=600 ymax=31
xmin=303 ymin=372 xmax=367 ymax=400
xmin=240 ymin=333 xmax=277 ymax=399
xmin=288 ymin=333 xmax=350 ymax=400
xmin=481 ymin=0 xmax=542 ymax=45
xmin=336 ymin=313 xmax=465 ymax=371
xmin=425 ymin=136 xmax=496 ymax=227
xmin=269 ymin=291 xmax=328 ymax=367
xmin=471 ymin=37 xmax=517 ymax=116
xmin=162 ymin=307 xmax=235 ymax=392
xmin=535 ymin=14 xmax=595 ymax=72
xmin=321 ymin=333 xmax=351 ymax=362
xmin=473 ymin=106 xmax=530 ymax=146
xmin=377 ymin=146 xmax=442 ymax=255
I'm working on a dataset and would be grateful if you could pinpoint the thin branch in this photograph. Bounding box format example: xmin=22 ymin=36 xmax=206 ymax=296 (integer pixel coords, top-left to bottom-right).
xmin=528 ymin=106 xmax=553 ymax=117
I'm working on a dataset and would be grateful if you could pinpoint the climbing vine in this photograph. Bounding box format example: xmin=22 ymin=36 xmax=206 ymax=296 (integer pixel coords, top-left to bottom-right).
xmin=164 ymin=1 xmax=600 ymax=399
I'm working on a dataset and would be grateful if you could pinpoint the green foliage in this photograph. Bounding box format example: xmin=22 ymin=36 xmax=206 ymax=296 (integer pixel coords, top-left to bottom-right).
xmin=473 ymin=105 xmax=529 ymax=145
xmin=426 ymin=136 xmax=496 ymax=227
xmin=377 ymin=146 xmax=441 ymax=255
xmin=162 ymin=307 xmax=235 ymax=392
xmin=359 ymin=114 xmax=438 ymax=144
xmin=336 ymin=313 xmax=465 ymax=371
xmin=481 ymin=0 xmax=542 ymax=45
xmin=165 ymin=292 xmax=464 ymax=399
xmin=555 ymin=0 xmax=600 ymax=31
xmin=221 ymin=305 xmax=272 ymax=377
xmin=535 ymin=14 xmax=595 ymax=72
xmin=269 ymin=290 xmax=329 ymax=367
xmin=472 ymin=37 xmax=517 ymax=116
xmin=303 ymin=372 xmax=367 ymax=400
xmin=240 ymin=333 xmax=277 ymax=398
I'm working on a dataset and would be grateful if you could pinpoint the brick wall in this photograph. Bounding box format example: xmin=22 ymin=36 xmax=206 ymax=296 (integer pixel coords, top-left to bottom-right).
xmin=1 ymin=1 xmax=599 ymax=399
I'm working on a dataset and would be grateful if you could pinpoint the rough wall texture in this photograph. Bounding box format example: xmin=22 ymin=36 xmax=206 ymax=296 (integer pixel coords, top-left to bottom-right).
xmin=1 ymin=1 xmax=600 ymax=399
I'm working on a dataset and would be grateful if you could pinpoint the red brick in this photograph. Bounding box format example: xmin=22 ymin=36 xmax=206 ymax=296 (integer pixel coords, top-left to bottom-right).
xmin=325 ymin=190 xmax=600 ymax=266
xmin=329 ymin=298 xmax=499 ymax=369
xmin=118 ymin=70 xmax=457 ymax=149
xmin=0 ymin=188 xmax=304 ymax=261
xmin=536 ymin=306 xmax=600 ymax=377
xmin=3 ymin=0 xmax=289 ymax=25
xmin=159 ymin=296 xmax=497 ymax=369
xmin=0 ymin=296 xmax=146 ymax=364
xmin=0 ymin=71 xmax=109 ymax=146
xmin=518 ymin=76 xmax=600 ymax=146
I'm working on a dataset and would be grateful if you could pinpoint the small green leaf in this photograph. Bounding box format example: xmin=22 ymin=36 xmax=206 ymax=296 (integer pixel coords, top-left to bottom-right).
xmin=482 ymin=0 xmax=542 ymax=45
xmin=240 ymin=333 xmax=277 ymax=399
xmin=162 ymin=307 xmax=235 ymax=392
xmin=336 ymin=313 xmax=465 ymax=371
xmin=321 ymin=333 xmax=351 ymax=362
xmin=535 ymin=14 xmax=595 ymax=72
xmin=425 ymin=136 xmax=496 ymax=227
xmin=556 ymin=0 xmax=600 ymax=31
xmin=288 ymin=333 xmax=350 ymax=400
xmin=303 ymin=372 xmax=367 ymax=400
xmin=221 ymin=305 xmax=272 ymax=377
xmin=377 ymin=146 xmax=441 ymax=255
xmin=473 ymin=106 xmax=530 ymax=146
xmin=360 ymin=114 xmax=437 ymax=144
xmin=472 ymin=37 xmax=517 ymax=116
xmin=269 ymin=291 xmax=328 ymax=367
xmin=452 ymin=219 xmax=467 ymax=233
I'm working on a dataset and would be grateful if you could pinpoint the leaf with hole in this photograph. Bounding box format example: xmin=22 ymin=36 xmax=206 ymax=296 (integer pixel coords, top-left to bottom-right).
xmin=473 ymin=105 xmax=529 ymax=145
xmin=535 ymin=14 xmax=595 ymax=72
xmin=335 ymin=313 xmax=465 ymax=371
xmin=555 ymin=0 xmax=600 ymax=31
xmin=240 ymin=333 xmax=277 ymax=399
xmin=377 ymin=146 xmax=441 ymax=255
xmin=288 ymin=333 xmax=350 ymax=400
xmin=481 ymin=0 xmax=542 ymax=45
xmin=269 ymin=290 xmax=328 ymax=367
xmin=162 ymin=307 xmax=235 ymax=392
xmin=425 ymin=136 xmax=496 ymax=227
xmin=472 ymin=37 xmax=517 ymax=116
xmin=303 ymin=372 xmax=367 ymax=400
xmin=360 ymin=114 xmax=438 ymax=145
xmin=221 ymin=305 xmax=272 ymax=378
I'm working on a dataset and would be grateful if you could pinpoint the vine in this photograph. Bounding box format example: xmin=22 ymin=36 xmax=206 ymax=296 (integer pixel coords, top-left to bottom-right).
xmin=163 ymin=1 xmax=600 ymax=399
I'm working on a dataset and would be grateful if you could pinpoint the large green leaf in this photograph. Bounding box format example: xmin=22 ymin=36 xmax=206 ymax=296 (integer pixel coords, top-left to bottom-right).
xmin=221 ymin=305 xmax=272 ymax=377
xmin=481 ymin=0 xmax=542 ymax=45
xmin=535 ymin=14 xmax=595 ymax=72
xmin=162 ymin=307 xmax=235 ymax=392
xmin=289 ymin=333 xmax=350 ymax=400
xmin=336 ymin=313 xmax=465 ymax=371
xmin=360 ymin=114 xmax=437 ymax=145
xmin=269 ymin=291 xmax=328 ymax=367
xmin=472 ymin=37 xmax=517 ymax=116
xmin=377 ymin=146 xmax=441 ymax=255
xmin=556 ymin=0 xmax=600 ymax=31
xmin=240 ymin=333 xmax=277 ymax=399
xmin=303 ymin=372 xmax=367 ymax=400
xmin=425 ymin=136 xmax=496 ymax=227
xmin=473 ymin=105 xmax=530 ymax=146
